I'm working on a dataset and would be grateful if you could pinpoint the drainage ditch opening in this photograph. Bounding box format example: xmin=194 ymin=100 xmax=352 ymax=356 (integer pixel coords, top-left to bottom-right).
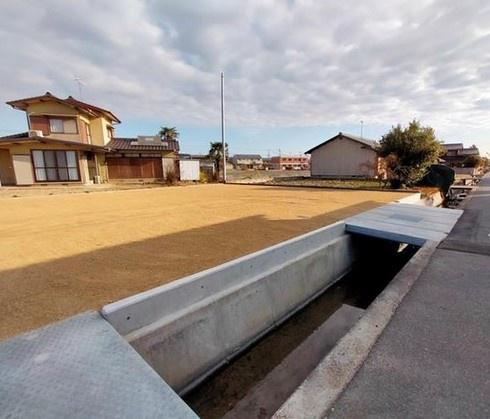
xmin=183 ymin=236 xmax=419 ymax=419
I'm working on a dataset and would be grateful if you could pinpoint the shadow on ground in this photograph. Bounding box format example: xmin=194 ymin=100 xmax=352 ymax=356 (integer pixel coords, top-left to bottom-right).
xmin=0 ymin=200 xmax=381 ymax=340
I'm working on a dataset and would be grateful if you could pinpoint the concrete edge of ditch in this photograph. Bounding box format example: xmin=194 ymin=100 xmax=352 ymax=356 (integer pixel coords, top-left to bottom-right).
xmin=101 ymin=221 xmax=356 ymax=393
xmin=272 ymin=240 xmax=439 ymax=419
xmin=101 ymin=221 xmax=346 ymax=337
xmin=227 ymin=181 xmax=423 ymax=196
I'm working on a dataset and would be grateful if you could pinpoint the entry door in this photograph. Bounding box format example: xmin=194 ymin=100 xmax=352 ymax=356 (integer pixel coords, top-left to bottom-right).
xmin=12 ymin=155 xmax=34 ymax=185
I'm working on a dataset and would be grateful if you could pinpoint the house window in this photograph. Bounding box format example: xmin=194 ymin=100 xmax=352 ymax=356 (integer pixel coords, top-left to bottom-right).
xmin=32 ymin=150 xmax=80 ymax=182
xmin=49 ymin=118 xmax=78 ymax=134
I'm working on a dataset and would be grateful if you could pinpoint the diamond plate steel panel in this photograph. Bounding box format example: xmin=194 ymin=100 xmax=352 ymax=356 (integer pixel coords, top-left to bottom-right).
xmin=0 ymin=311 xmax=197 ymax=419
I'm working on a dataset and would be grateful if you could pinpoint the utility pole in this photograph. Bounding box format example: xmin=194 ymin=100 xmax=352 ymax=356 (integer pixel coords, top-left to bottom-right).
xmin=360 ymin=120 xmax=364 ymax=139
xmin=220 ymin=72 xmax=227 ymax=183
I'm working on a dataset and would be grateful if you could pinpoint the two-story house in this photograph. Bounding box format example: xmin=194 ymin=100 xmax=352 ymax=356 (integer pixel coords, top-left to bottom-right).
xmin=441 ymin=143 xmax=480 ymax=167
xmin=0 ymin=92 xmax=118 ymax=185
xmin=0 ymin=92 xmax=179 ymax=185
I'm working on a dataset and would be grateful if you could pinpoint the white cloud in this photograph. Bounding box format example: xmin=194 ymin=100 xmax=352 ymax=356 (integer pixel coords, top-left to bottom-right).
xmin=1 ymin=0 xmax=489 ymax=151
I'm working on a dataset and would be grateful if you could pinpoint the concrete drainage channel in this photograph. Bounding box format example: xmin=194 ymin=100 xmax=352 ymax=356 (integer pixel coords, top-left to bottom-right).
xmin=102 ymin=221 xmax=355 ymax=394
xmin=101 ymin=214 xmax=429 ymax=418
xmin=184 ymin=238 xmax=418 ymax=418
xmin=1 ymin=200 xmax=462 ymax=418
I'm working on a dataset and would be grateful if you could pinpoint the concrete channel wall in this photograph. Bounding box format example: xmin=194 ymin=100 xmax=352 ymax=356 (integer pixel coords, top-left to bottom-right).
xmin=102 ymin=221 xmax=357 ymax=393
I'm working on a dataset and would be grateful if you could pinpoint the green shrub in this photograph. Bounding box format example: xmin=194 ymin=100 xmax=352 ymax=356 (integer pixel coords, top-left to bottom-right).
xmin=378 ymin=120 xmax=442 ymax=188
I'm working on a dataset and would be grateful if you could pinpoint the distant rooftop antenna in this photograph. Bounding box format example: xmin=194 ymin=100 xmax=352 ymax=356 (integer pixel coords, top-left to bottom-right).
xmin=360 ymin=120 xmax=364 ymax=139
xmin=73 ymin=76 xmax=85 ymax=99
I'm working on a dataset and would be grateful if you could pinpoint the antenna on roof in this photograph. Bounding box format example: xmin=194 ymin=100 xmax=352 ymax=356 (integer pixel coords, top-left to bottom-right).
xmin=73 ymin=76 xmax=85 ymax=99
xmin=360 ymin=120 xmax=364 ymax=139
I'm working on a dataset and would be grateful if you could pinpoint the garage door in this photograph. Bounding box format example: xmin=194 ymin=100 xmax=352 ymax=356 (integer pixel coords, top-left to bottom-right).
xmin=106 ymin=158 xmax=163 ymax=179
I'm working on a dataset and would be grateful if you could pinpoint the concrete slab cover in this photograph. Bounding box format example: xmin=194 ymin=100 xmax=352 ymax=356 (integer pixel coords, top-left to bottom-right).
xmin=345 ymin=203 xmax=462 ymax=245
xmin=388 ymin=213 xmax=423 ymax=223
xmin=0 ymin=311 xmax=198 ymax=419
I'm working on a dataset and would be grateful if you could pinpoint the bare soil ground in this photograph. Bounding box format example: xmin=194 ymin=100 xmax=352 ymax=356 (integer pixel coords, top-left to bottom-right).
xmin=0 ymin=182 xmax=172 ymax=199
xmin=0 ymin=184 xmax=409 ymax=340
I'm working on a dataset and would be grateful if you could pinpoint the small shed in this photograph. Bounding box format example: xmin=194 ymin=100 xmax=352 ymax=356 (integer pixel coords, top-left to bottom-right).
xmin=306 ymin=132 xmax=380 ymax=178
xmin=179 ymin=160 xmax=200 ymax=181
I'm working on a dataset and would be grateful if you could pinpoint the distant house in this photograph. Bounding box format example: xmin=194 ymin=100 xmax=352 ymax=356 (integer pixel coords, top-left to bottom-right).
xmin=269 ymin=155 xmax=310 ymax=170
xmin=232 ymin=154 xmax=263 ymax=169
xmin=0 ymin=92 xmax=119 ymax=185
xmin=441 ymin=143 xmax=480 ymax=167
xmin=0 ymin=92 xmax=179 ymax=185
xmin=306 ymin=132 xmax=382 ymax=178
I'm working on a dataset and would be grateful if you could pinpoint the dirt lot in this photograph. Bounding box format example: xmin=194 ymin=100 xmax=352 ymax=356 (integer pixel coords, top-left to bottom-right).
xmin=0 ymin=184 xmax=409 ymax=340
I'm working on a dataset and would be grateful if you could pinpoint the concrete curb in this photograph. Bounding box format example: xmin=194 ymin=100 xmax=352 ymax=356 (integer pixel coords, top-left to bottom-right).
xmin=272 ymin=241 xmax=438 ymax=419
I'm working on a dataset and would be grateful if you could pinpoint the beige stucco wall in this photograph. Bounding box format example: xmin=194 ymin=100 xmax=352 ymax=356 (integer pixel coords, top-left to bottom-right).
xmin=89 ymin=117 xmax=112 ymax=146
xmin=95 ymin=152 xmax=109 ymax=182
xmin=26 ymin=102 xmax=112 ymax=146
xmin=27 ymin=102 xmax=79 ymax=116
xmin=310 ymin=137 xmax=378 ymax=178
xmin=79 ymin=154 xmax=93 ymax=184
xmin=0 ymin=143 xmax=104 ymax=185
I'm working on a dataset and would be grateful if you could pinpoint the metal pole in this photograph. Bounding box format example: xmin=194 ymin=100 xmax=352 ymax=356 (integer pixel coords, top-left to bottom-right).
xmin=221 ymin=72 xmax=227 ymax=183
xmin=360 ymin=120 xmax=364 ymax=139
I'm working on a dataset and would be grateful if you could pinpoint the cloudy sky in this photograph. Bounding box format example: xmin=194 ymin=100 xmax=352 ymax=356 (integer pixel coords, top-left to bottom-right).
xmin=1 ymin=0 xmax=489 ymax=155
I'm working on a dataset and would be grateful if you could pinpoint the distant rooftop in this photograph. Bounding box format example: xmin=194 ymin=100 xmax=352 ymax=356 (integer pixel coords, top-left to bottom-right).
xmin=232 ymin=154 xmax=263 ymax=160
xmin=305 ymin=132 xmax=377 ymax=154
xmin=108 ymin=137 xmax=179 ymax=152
xmin=442 ymin=143 xmax=464 ymax=150
xmin=442 ymin=143 xmax=480 ymax=156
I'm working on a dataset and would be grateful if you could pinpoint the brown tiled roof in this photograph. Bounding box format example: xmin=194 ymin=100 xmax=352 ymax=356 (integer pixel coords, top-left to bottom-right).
xmin=6 ymin=92 xmax=120 ymax=123
xmin=0 ymin=133 xmax=106 ymax=151
xmin=0 ymin=132 xmax=29 ymax=140
xmin=108 ymin=138 xmax=180 ymax=152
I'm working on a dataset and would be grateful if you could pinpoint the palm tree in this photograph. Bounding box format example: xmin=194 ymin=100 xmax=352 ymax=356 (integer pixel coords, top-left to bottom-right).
xmin=158 ymin=126 xmax=179 ymax=142
xmin=208 ymin=141 xmax=229 ymax=178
